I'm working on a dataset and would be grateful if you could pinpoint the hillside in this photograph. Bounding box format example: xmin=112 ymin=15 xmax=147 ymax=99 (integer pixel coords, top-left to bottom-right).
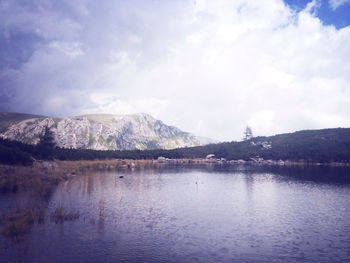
xmin=0 ymin=112 xmax=201 ymax=150
xmin=1 ymin=127 xmax=349 ymax=165
xmin=0 ymin=112 xmax=46 ymax=133
xmin=178 ymin=128 xmax=350 ymax=162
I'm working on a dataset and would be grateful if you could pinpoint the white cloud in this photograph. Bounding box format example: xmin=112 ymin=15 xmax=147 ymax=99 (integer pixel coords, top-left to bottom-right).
xmin=329 ymin=0 xmax=350 ymax=10
xmin=85 ymin=92 xmax=169 ymax=119
xmin=248 ymin=110 xmax=276 ymax=136
xmin=49 ymin=41 xmax=84 ymax=58
xmin=1 ymin=0 xmax=350 ymax=141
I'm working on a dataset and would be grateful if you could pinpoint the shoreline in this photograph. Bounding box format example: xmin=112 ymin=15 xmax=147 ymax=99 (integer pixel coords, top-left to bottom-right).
xmin=1 ymin=157 xmax=349 ymax=193
xmin=150 ymin=157 xmax=350 ymax=167
xmin=1 ymin=157 xmax=349 ymax=194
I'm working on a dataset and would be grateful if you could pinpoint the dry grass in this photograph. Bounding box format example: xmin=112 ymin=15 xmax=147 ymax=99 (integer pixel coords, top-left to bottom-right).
xmin=0 ymin=207 xmax=35 ymax=242
xmin=51 ymin=206 xmax=80 ymax=223
xmin=0 ymin=159 xmax=157 ymax=241
xmin=56 ymin=159 xmax=155 ymax=174
xmin=0 ymin=159 xmax=160 ymax=197
xmin=0 ymin=158 xmax=223 ymax=196
xmin=0 ymin=164 xmax=64 ymax=197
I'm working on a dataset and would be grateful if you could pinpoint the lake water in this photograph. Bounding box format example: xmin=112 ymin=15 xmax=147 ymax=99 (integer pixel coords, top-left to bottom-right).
xmin=1 ymin=165 xmax=350 ymax=262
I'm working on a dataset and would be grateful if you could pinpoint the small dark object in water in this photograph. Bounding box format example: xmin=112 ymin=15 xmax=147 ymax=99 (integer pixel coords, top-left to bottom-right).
xmin=119 ymin=176 xmax=124 ymax=179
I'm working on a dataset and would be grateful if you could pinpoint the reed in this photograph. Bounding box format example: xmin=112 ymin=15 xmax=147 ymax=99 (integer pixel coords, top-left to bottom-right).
xmin=0 ymin=207 xmax=35 ymax=242
xmin=51 ymin=206 xmax=80 ymax=223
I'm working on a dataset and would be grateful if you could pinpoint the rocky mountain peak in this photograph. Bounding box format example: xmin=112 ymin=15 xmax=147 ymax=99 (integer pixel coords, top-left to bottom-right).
xmin=0 ymin=112 xmax=202 ymax=151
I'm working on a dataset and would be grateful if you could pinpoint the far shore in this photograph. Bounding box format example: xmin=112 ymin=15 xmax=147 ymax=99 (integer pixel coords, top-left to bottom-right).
xmin=1 ymin=157 xmax=349 ymax=195
xmin=2 ymin=157 xmax=350 ymax=178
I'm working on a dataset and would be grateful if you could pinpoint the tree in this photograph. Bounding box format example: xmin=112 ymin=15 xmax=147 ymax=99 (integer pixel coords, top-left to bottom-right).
xmin=243 ymin=126 xmax=253 ymax=141
xmin=37 ymin=126 xmax=55 ymax=160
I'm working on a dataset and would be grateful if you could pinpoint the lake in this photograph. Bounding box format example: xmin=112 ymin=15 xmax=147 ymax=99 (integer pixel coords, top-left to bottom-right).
xmin=1 ymin=165 xmax=350 ymax=262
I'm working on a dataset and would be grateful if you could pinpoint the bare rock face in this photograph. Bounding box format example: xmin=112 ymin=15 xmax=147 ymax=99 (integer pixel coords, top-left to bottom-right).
xmin=1 ymin=117 xmax=55 ymax=145
xmin=0 ymin=113 xmax=201 ymax=150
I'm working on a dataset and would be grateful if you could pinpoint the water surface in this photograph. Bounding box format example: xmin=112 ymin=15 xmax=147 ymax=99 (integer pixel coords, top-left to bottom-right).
xmin=1 ymin=166 xmax=350 ymax=262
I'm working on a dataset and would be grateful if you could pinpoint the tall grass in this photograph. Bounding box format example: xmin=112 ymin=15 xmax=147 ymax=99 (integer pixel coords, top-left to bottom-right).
xmin=51 ymin=206 xmax=80 ymax=223
xmin=0 ymin=207 xmax=35 ymax=242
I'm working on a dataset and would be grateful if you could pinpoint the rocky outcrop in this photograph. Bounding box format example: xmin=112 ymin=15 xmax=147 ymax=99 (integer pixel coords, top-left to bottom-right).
xmin=0 ymin=113 xmax=201 ymax=150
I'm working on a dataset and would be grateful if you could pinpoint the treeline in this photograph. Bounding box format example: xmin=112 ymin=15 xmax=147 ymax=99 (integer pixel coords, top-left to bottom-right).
xmin=1 ymin=128 xmax=350 ymax=165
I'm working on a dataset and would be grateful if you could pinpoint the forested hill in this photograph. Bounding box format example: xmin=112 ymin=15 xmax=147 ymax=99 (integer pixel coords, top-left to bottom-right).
xmin=181 ymin=127 xmax=350 ymax=162
xmin=1 ymin=127 xmax=350 ymax=165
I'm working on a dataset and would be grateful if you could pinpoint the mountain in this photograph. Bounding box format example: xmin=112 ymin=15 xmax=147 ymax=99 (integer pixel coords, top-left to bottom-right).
xmin=0 ymin=112 xmax=46 ymax=133
xmin=0 ymin=112 xmax=202 ymax=150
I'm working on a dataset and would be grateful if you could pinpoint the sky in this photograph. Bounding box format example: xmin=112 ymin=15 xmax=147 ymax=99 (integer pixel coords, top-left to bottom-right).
xmin=1 ymin=0 xmax=350 ymax=141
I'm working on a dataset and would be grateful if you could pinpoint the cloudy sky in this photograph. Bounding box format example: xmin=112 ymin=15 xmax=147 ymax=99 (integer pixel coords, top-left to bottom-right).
xmin=1 ymin=0 xmax=350 ymax=141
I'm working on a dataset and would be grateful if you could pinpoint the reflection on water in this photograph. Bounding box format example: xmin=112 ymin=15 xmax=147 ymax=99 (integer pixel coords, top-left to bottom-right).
xmin=1 ymin=166 xmax=350 ymax=263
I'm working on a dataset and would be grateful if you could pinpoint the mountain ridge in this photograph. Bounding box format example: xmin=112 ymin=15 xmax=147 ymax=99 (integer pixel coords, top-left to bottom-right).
xmin=0 ymin=112 xmax=204 ymax=150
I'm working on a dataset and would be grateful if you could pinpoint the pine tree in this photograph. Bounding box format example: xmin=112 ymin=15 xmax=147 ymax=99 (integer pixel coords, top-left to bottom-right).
xmin=37 ymin=126 xmax=55 ymax=160
xmin=243 ymin=126 xmax=253 ymax=141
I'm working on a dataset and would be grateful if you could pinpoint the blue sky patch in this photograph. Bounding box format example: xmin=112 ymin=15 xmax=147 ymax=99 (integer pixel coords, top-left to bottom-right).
xmin=284 ymin=0 xmax=350 ymax=29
